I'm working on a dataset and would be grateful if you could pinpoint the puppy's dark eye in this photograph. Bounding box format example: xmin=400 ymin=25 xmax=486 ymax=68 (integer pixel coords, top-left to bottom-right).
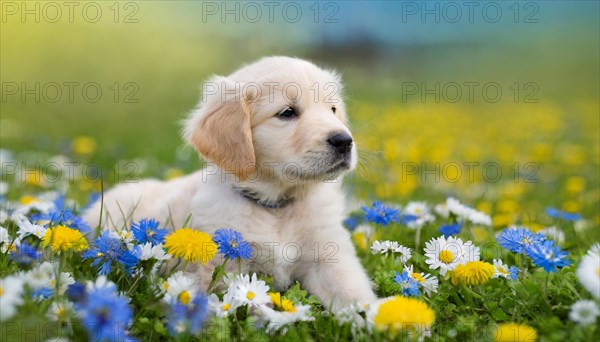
xmin=331 ymin=106 xmax=337 ymax=114
xmin=277 ymin=107 xmax=297 ymax=119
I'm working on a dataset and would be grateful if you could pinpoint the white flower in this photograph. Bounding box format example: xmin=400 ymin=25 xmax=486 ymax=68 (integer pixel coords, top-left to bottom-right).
xmin=17 ymin=217 xmax=47 ymax=240
xmin=208 ymin=292 xmax=242 ymax=318
xmin=424 ymin=236 xmax=480 ymax=276
xmin=109 ymin=230 xmax=135 ymax=249
xmin=405 ymin=265 xmax=439 ymax=296
xmin=136 ymin=243 xmax=171 ymax=261
xmin=492 ymin=259 xmax=512 ymax=279
xmin=446 ymin=197 xmax=492 ymax=226
xmin=26 ymin=262 xmax=55 ymax=290
xmin=404 ymin=202 xmax=435 ymax=229
xmin=47 ymin=300 xmax=74 ymax=322
xmin=434 ymin=203 xmax=450 ymax=218
xmin=12 ymin=194 xmax=56 ymax=216
xmin=257 ymin=302 xmax=314 ymax=334
xmin=577 ymin=253 xmax=600 ymax=298
xmin=354 ymin=223 xmax=375 ymax=238
xmin=0 ymin=275 xmax=25 ymax=321
xmin=163 ymin=271 xmax=200 ymax=305
xmin=0 ymin=210 xmax=8 ymax=224
xmin=569 ymin=300 xmax=599 ymax=326
xmin=370 ymin=240 xmax=412 ymax=264
xmin=333 ymin=304 xmax=368 ymax=328
xmin=86 ymin=275 xmax=118 ymax=293
xmin=226 ymin=273 xmax=270 ymax=307
xmin=539 ymin=226 xmax=565 ymax=245
xmin=50 ymin=272 xmax=75 ymax=295
xmin=0 ymin=226 xmax=20 ymax=253
xmin=587 ymin=243 xmax=600 ymax=257
xmin=0 ymin=181 xmax=7 ymax=195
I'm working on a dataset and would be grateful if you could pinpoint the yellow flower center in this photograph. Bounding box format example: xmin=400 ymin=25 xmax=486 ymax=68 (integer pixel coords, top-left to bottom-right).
xmin=498 ymin=266 xmax=509 ymax=275
xmin=0 ymin=286 xmax=4 ymax=296
xmin=246 ymin=291 xmax=255 ymax=300
xmin=19 ymin=195 xmax=38 ymax=205
xmin=597 ymin=267 xmax=600 ymax=277
xmin=57 ymin=308 xmax=67 ymax=318
xmin=163 ymin=281 xmax=169 ymax=291
xmin=178 ymin=291 xmax=191 ymax=305
xmin=411 ymin=273 xmax=425 ymax=283
xmin=222 ymin=303 xmax=231 ymax=311
xmin=97 ymin=252 xmax=104 ymax=257
xmin=440 ymin=250 xmax=454 ymax=264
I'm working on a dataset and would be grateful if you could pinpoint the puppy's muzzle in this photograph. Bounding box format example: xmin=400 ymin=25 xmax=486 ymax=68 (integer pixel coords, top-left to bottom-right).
xmin=327 ymin=132 xmax=353 ymax=155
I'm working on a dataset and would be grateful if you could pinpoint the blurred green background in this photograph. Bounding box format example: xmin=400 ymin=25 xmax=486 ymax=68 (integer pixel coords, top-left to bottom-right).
xmin=1 ymin=1 xmax=599 ymax=229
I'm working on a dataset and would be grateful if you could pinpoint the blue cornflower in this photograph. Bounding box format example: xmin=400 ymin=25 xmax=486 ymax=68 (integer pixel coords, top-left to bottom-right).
xmin=439 ymin=223 xmax=462 ymax=238
xmin=343 ymin=212 xmax=364 ymax=231
xmin=9 ymin=243 xmax=41 ymax=265
xmin=168 ymin=294 xmax=209 ymax=336
xmin=362 ymin=201 xmax=401 ymax=226
xmin=131 ymin=218 xmax=168 ymax=245
xmin=77 ymin=286 xmax=134 ymax=341
xmin=393 ymin=270 xmax=421 ymax=297
xmin=525 ymin=239 xmax=571 ymax=272
xmin=509 ymin=266 xmax=519 ymax=280
xmin=545 ymin=207 xmax=581 ymax=221
xmin=401 ymin=214 xmax=418 ymax=225
xmin=83 ymin=231 xmax=139 ymax=275
xmin=31 ymin=287 xmax=54 ymax=301
xmin=66 ymin=282 xmax=87 ymax=302
xmin=33 ymin=209 xmax=92 ymax=234
xmin=497 ymin=227 xmax=546 ymax=254
xmin=212 ymin=228 xmax=253 ymax=260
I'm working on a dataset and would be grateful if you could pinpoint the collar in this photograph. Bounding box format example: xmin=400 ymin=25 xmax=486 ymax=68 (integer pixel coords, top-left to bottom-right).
xmin=232 ymin=186 xmax=295 ymax=209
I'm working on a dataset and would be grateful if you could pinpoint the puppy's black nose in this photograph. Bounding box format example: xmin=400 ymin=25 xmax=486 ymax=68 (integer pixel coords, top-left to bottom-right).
xmin=327 ymin=132 xmax=353 ymax=154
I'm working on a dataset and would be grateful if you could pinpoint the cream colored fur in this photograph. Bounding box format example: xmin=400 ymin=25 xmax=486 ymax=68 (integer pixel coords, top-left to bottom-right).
xmin=83 ymin=56 xmax=377 ymax=310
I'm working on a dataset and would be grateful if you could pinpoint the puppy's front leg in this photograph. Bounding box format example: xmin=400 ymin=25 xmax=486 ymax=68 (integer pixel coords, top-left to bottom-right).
xmin=299 ymin=234 xmax=376 ymax=311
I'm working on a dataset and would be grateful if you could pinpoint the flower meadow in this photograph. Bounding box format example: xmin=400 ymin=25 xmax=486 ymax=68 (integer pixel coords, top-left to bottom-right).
xmin=1 ymin=167 xmax=599 ymax=342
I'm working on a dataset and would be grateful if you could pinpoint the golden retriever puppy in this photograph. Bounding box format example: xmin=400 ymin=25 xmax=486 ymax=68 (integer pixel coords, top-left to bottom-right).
xmin=83 ymin=56 xmax=377 ymax=310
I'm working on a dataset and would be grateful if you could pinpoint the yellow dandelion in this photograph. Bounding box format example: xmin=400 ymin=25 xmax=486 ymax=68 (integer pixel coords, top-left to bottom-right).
xmin=494 ymin=323 xmax=538 ymax=342
xmin=374 ymin=296 xmax=435 ymax=334
xmin=451 ymin=261 xmax=494 ymax=286
xmin=72 ymin=135 xmax=96 ymax=155
xmin=268 ymin=292 xmax=296 ymax=312
xmin=42 ymin=225 xmax=88 ymax=253
xmin=164 ymin=228 xmax=217 ymax=264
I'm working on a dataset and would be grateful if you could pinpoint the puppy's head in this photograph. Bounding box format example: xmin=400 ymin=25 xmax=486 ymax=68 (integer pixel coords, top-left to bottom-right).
xmin=184 ymin=56 xmax=355 ymax=182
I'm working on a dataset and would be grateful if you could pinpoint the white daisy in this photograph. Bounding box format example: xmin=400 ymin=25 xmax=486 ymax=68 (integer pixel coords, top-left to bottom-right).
xmin=25 ymin=262 xmax=55 ymax=290
xmin=424 ymin=236 xmax=480 ymax=276
xmin=577 ymin=253 xmax=600 ymax=298
xmin=226 ymin=273 xmax=271 ymax=307
xmin=16 ymin=217 xmax=47 ymax=240
xmin=587 ymin=243 xmax=600 ymax=257
xmin=136 ymin=243 xmax=171 ymax=261
xmin=163 ymin=271 xmax=200 ymax=305
xmin=354 ymin=223 xmax=375 ymax=238
xmin=257 ymin=302 xmax=314 ymax=334
xmin=47 ymin=300 xmax=75 ymax=322
xmin=333 ymin=303 xmax=368 ymax=328
xmin=0 ymin=275 xmax=25 ymax=321
xmin=370 ymin=240 xmax=412 ymax=263
xmin=434 ymin=203 xmax=450 ymax=218
xmin=50 ymin=272 xmax=75 ymax=295
xmin=446 ymin=197 xmax=492 ymax=226
xmin=404 ymin=202 xmax=435 ymax=229
xmin=208 ymin=292 xmax=242 ymax=318
xmin=0 ymin=226 xmax=20 ymax=253
xmin=405 ymin=265 xmax=439 ymax=296
xmin=569 ymin=300 xmax=599 ymax=326
xmin=86 ymin=275 xmax=118 ymax=293
xmin=109 ymin=230 xmax=135 ymax=249
xmin=0 ymin=210 xmax=8 ymax=224
xmin=492 ymin=259 xmax=512 ymax=279
xmin=539 ymin=226 xmax=565 ymax=245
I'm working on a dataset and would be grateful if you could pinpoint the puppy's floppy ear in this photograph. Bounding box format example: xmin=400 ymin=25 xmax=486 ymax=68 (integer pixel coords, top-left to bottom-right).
xmin=184 ymin=76 xmax=255 ymax=180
